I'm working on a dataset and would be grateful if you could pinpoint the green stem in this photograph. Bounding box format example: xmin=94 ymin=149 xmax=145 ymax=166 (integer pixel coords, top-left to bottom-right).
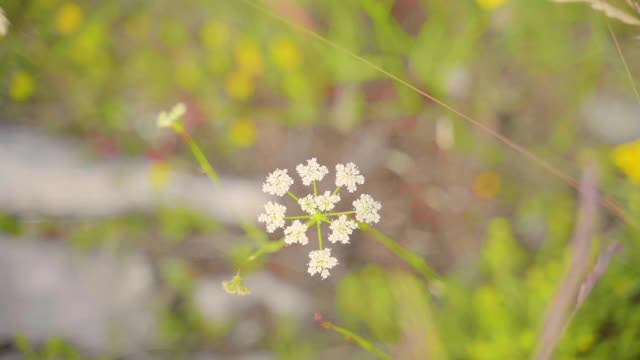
xmin=360 ymin=223 xmax=439 ymax=281
xmin=333 ymin=186 xmax=341 ymax=195
xmin=246 ymin=239 xmax=286 ymax=263
xmin=285 ymin=215 xmax=312 ymax=220
xmin=177 ymin=128 xmax=221 ymax=186
xmin=325 ymin=211 xmax=356 ymax=216
xmin=317 ymin=221 xmax=323 ymax=249
xmin=287 ymin=191 xmax=299 ymax=201
xmin=313 ymin=180 xmax=317 ymax=196
xmin=317 ymin=317 xmax=392 ymax=360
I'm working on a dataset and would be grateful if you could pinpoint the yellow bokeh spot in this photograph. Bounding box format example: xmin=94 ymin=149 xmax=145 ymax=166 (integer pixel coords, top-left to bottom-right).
xmin=235 ymin=38 xmax=262 ymax=76
xmin=175 ymin=60 xmax=201 ymax=91
xmin=224 ymin=71 xmax=254 ymax=100
xmin=473 ymin=171 xmax=501 ymax=199
xmin=9 ymin=70 xmax=35 ymax=101
xmin=55 ymin=2 xmax=83 ymax=34
xmin=150 ymin=161 xmax=171 ymax=190
xmin=270 ymin=37 xmax=302 ymax=71
xmin=612 ymin=139 xmax=640 ymax=184
xmin=201 ymin=20 xmax=229 ymax=50
xmin=476 ymin=0 xmax=509 ymax=10
xmin=227 ymin=118 xmax=257 ymax=148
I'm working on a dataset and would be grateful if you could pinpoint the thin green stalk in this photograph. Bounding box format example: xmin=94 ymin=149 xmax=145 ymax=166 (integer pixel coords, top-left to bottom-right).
xmin=325 ymin=211 xmax=355 ymax=216
xmin=333 ymin=186 xmax=341 ymax=195
xmin=360 ymin=223 xmax=439 ymax=281
xmin=315 ymin=315 xmax=392 ymax=360
xmin=317 ymin=221 xmax=323 ymax=249
xmin=313 ymin=180 xmax=317 ymax=196
xmin=288 ymin=191 xmax=299 ymax=201
xmin=176 ymin=128 xmax=221 ymax=186
xmin=246 ymin=239 xmax=286 ymax=262
xmin=285 ymin=215 xmax=312 ymax=220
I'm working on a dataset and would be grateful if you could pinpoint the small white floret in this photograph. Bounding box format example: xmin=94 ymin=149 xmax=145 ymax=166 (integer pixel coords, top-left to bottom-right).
xmin=262 ymin=169 xmax=294 ymax=196
xmin=328 ymin=215 xmax=358 ymax=244
xmin=315 ymin=191 xmax=340 ymax=212
xmin=296 ymin=158 xmax=328 ymax=186
xmin=257 ymin=201 xmax=287 ymax=233
xmin=157 ymin=102 xmax=186 ymax=128
xmin=284 ymin=220 xmax=309 ymax=246
xmin=298 ymin=194 xmax=318 ymax=214
xmin=335 ymin=162 xmax=365 ymax=192
xmin=353 ymin=194 xmax=381 ymax=224
xmin=307 ymin=248 xmax=338 ymax=279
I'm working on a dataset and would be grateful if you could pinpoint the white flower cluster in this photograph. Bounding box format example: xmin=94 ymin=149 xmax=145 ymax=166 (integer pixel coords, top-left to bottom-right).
xmin=157 ymin=102 xmax=186 ymax=129
xmin=258 ymin=158 xmax=381 ymax=279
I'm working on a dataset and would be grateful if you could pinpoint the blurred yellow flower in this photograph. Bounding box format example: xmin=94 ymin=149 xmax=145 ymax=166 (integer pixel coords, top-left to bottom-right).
xmin=150 ymin=161 xmax=171 ymax=190
xmin=201 ymin=20 xmax=229 ymax=50
xmin=235 ymin=38 xmax=262 ymax=76
xmin=9 ymin=70 xmax=35 ymax=101
xmin=473 ymin=170 xmax=501 ymax=199
xmin=476 ymin=0 xmax=509 ymax=10
xmin=227 ymin=118 xmax=257 ymax=148
xmin=612 ymin=139 xmax=640 ymax=184
xmin=55 ymin=2 xmax=83 ymax=34
xmin=270 ymin=37 xmax=302 ymax=71
xmin=224 ymin=71 xmax=254 ymax=100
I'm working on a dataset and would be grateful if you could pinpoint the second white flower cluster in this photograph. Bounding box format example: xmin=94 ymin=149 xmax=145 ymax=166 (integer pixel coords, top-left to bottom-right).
xmin=258 ymin=158 xmax=382 ymax=279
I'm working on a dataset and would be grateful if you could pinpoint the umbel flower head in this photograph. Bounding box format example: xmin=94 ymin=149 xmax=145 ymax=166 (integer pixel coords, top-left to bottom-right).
xmin=258 ymin=158 xmax=381 ymax=279
xmin=157 ymin=102 xmax=186 ymax=129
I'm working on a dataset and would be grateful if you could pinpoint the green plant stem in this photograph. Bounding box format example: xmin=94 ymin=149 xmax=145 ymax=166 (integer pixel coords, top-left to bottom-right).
xmin=288 ymin=191 xmax=299 ymax=201
xmin=360 ymin=222 xmax=439 ymax=281
xmin=317 ymin=318 xmax=392 ymax=360
xmin=317 ymin=221 xmax=323 ymax=249
xmin=176 ymin=128 xmax=221 ymax=186
xmin=313 ymin=180 xmax=317 ymax=196
xmin=333 ymin=186 xmax=341 ymax=195
xmin=326 ymin=211 xmax=356 ymax=216
xmin=246 ymin=239 xmax=286 ymax=262
xmin=285 ymin=215 xmax=312 ymax=220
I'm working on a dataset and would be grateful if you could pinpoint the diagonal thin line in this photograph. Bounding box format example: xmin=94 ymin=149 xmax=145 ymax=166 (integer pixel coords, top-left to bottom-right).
xmin=239 ymin=0 xmax=634 ymax=227
xmin=606 ymin=17 xmax=640 ymax=104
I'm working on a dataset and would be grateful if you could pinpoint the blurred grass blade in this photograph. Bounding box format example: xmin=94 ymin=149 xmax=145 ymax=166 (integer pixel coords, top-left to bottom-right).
xmin=315 ymin=314 xmax=393 ymax=360
xmin=176 ymin=128 xmax=221 ymax=186
xmin=360 ymin=223 xmax=439 ymax=281
xmin=553 ymin=0 xmax=640 ymax=26
xmin=535 ymin=162 xmax=599 ymax=360
xmin=605 ymin=18 xmax=640 ymax=103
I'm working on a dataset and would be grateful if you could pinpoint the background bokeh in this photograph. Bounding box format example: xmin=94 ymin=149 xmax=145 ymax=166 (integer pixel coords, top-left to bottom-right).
xmin=1 ymin=0 xmax=640 ymax=359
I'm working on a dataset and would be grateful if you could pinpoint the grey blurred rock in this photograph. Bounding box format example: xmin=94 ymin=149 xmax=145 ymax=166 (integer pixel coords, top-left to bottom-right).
xmin=0 ymin=125 xmax=266 ymax=224
xmin=0 ymin=237 xmax=155 ymax=354
xmin=582 ymin=94 xmax=640 ymax=144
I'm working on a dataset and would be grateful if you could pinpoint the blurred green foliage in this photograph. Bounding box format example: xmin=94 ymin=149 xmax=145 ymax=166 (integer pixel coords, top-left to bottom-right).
xmin=337 ymin=215 xmax=640 ymax=359
xmin=2 ymin=0 xmax=640 ymax=358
